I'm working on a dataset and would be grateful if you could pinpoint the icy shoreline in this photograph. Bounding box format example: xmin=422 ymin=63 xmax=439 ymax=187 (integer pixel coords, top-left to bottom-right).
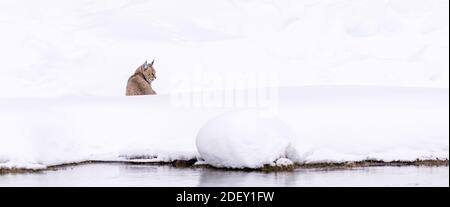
xmin=1 ymin=158 xmax=448 ymax=175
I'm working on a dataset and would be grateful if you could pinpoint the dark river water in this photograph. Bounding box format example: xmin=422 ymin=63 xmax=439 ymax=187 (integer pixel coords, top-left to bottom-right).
xmin=0 ymin=163 xmax=447 ymax=187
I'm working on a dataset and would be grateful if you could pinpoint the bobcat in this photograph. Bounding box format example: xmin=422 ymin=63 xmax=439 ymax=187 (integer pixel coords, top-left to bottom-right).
xmin=126 ymin=60 xmax=157 ymax=96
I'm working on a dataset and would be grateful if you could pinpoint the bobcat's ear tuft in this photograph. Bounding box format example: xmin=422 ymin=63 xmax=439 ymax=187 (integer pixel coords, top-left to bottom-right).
xmin=143 ymin=60 xmax=148 ymax=69
xmin=150 ymin=59 xmax=155 ymax=67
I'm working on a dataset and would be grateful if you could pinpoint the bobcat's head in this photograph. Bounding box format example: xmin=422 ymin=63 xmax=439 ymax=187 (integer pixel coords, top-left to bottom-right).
xmin=137 ymin=60 xmax=156 ymax=82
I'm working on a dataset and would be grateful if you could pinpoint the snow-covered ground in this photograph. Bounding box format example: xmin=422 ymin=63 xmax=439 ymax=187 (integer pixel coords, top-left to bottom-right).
xmin=0 ymin=0 xmax=448 ymax=170
xmin=0 ymin=86 xmax=448 ymax=169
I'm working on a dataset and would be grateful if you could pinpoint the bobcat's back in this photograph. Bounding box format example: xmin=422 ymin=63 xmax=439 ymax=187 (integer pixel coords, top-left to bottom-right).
xmin=126 ymin=73 xmax=156 ymax=96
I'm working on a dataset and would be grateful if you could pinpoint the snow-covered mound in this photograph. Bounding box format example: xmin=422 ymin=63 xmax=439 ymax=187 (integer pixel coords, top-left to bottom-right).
xmin=196 ymin=110 xmax=293 ymax=169
xmin=0 ymin=86 xmax=447 ymax=170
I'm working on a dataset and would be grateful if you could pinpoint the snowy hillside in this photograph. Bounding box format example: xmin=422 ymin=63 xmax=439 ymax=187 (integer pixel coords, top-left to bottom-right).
xmin=0 ymin=0 xmax=448 ymax=98
xmin=0 ymin=86 xmax=448 ymax=169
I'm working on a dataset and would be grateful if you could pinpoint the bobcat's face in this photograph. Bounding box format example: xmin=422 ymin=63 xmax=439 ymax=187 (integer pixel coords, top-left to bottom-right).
xmin=143 ymin=65 xmax=156 ymax=82
xmin=138 ymin=60 xmax=156 ymax=82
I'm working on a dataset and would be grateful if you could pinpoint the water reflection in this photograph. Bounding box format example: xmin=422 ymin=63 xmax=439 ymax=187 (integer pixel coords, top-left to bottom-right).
xmin=197 ymin=170 xmax=298 ymax=187
xmin=0 ymin=163 xmax=447 ymax=187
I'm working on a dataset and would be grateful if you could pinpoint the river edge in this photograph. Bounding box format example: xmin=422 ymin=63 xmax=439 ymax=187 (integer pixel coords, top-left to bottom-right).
xmin=1 ymin=159 xmax=448 ymax=175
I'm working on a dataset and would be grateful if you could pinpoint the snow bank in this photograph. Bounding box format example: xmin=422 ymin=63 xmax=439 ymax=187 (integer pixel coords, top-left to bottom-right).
xmin=0 ymin=95 xmax=201 ymax=169
xmin=196 ymin=110 xmax=293 ymax=168
xmin=280 ymin=86 xmax=449 ymax=163
xmin=0 ymin=86 xmax=448 ymax=169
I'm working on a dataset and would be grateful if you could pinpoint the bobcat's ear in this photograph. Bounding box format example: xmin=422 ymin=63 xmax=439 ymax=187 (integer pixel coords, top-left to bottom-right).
xmin=150 ymin=59 xmax=155 ymax=67
xmin=143 ymin=60 xmax=148 ymax=70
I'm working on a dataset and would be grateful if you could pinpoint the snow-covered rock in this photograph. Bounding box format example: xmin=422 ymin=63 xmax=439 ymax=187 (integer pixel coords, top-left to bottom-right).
xmin=196 ymin=110 xmax=293 ymax=169
xmin=273 ymin=158 xmax=294 ymax=167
